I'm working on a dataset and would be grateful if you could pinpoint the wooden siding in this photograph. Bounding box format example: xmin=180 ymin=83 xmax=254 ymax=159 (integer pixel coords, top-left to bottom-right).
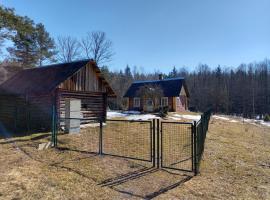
xmin=0 ymin=95 xmax=23 ymax=132
xmin=59 ymin=63 xmax=107 ymax=93
xmin=0 ymin=62 xmax=114 ymax=134
xmin=28 ymin=95 xmax=53 ymax=131
xmin=0 ymin=94 xmax=52 ymax=133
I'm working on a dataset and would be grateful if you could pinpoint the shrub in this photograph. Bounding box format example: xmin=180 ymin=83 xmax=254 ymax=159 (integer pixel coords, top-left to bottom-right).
xmin=159 ymin=106 xmax=168 ymax=118
xmin=264 ymin=114 xmax=270 ymax=122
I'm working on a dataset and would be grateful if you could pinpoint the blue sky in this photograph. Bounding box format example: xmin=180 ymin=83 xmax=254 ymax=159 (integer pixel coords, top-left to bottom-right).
xmin=1 ymin=0 xmax=270 ymax=73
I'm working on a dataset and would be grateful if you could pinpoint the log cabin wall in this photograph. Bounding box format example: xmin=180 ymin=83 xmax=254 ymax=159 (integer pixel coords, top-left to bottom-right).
xmin=0 ymin=95 xmax=24 ymax=132
xmin=0 ymin=60 xmax=114 ymax=134
xmin=56 ymin=63 xmax=110 ymax=122
xmin=0 ymin=94 xmax=53 ymax=134
xmin=57 ymin=90 xmax=106 ymax=123
xmin=28 ymin=94 xmax=53 ymax=131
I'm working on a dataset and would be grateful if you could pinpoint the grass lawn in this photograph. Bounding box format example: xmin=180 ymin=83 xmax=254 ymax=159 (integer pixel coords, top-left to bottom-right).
xmin=0 ymin=116 xmax=269 ymax=199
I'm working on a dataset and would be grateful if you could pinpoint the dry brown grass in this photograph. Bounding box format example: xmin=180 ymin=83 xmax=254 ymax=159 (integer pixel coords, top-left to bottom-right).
xmin=0 ymin=117 xmax=269 ymax=199
xmin=157 ymin=118 xmax=270 ymax=199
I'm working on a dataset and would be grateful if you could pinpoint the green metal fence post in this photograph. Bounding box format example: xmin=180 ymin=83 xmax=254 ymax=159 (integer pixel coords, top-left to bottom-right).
xmin=157 ymin=118 xmax=160 ymax=168
xmin=153 ymin=119 xmax=155 ymax=167
xmin=51 ymin=104 xmax=56 ymax=147
xmin=193 ymin=120 xmax=198 ymax=175
xmin=55 ymin=108 xmax=58 ymax=147
xmin=99 ymin=119 xmax=103 ymax=155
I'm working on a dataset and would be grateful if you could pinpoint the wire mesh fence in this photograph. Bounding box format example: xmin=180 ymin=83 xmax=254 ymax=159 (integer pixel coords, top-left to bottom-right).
xmin=54 ymin=117 xmax=101 ymax=154
xmin=102 ymin=119 xmax=153 ymax=162
xmin=161 ymin=122 xmax=193 ymax=172
xmin=194 ymin=109 xmax=212 ymax=174
xmin=53 ymin=117 xmax=154 ymax=164
xmin=51 ymin=109 xmax=212 ymax=175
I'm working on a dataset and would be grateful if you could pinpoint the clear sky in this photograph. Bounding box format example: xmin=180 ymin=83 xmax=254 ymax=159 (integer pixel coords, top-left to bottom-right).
xmin=1 ymin=0 xmax=270 ymax=73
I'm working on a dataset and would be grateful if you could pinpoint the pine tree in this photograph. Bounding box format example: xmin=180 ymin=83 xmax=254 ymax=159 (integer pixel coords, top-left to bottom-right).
xmin=35 ymin=23 xmax=56 ymax=66
xmin=7 ymin=16 xmax=38 ymax=67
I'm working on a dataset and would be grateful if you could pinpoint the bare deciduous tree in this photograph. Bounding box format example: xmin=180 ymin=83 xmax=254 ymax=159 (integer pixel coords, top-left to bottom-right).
xmin=57 ymin=36 xmax=81 ymax=62
xmin=80 ymin=31 xmax=114 ymax=65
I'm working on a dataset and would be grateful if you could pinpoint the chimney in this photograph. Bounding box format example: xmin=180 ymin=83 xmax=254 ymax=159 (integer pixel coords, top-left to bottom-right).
xmin=158 ymin=74 xmax=164 ymax=80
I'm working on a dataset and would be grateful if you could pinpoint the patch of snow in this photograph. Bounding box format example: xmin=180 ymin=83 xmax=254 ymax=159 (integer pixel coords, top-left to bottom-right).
xmin=107 ymin=111 xmax=128 ymax=118
xmin=123 ymin=110 xmax=141 ymax=114
xmin=213 ymin=115 xmax=270 ymax=127
xmin=107 ymin=110 xmax=159 ymax=120
xmin=126 ymin=114 xmax=159 ymax=120
xmin=212 ymin=115 xmax=230 ymax=121
xmin=260 ymin=121 xmax=270 ymax=127
xmin=172 ymin=114 xmax=201 ymax=121
xmin=168 ymin=116 xmax=181 ymax=121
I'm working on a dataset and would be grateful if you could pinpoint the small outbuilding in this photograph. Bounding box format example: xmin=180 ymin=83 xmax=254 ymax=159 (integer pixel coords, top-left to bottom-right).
xmin=0 ymin=59 xmax=115 ymax=133
xmin=124 ymin=76 xmax=189 ymax=112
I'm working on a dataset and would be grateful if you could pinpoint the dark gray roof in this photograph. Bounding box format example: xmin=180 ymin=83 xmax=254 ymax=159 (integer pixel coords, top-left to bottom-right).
xmin=123 ymin=78 xmax=189 ymax=98
xmin=0 ymin=59 xmax=115 ymax=96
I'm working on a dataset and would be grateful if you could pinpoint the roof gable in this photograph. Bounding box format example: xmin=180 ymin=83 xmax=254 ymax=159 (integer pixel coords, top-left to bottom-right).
xmin=124 ymin=78 xmax=189 ymax=98
xmin=0 ymin=59 xmax=115 ymax=96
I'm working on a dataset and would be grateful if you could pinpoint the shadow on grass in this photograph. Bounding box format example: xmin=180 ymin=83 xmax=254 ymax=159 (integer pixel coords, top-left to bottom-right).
xmin=111 ymin=175 xmax=192 ymax=200
xmin=56 ymin=146 xmax=99 ymax=156
xmin=99 ymin=166 xmax=193 ymax=199
xmin=3 ymin=132 xmax=193 ymax=200
xmin=0 ymin=133 xmax=52 ymax=144
xmin=99 ymin=167 xmax=158 ymax=187
xmin=144 ymin=175 xmax=192 ymax=199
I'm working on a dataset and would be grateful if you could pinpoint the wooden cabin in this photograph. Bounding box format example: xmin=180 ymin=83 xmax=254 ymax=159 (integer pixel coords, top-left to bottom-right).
xmin=0 ymin=59 xmax=115 ymax=133
xmin=124 ymin=76 xmax=189 ymax=112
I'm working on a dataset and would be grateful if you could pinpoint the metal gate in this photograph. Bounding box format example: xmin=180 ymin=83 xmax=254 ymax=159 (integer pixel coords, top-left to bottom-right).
xmin=102 ymin=119 xmax=154 ymax=165
xmin=160 ymin=121 xmax=194 ymax=172
xmin=52 ymin=110 xmax=212 ymax=175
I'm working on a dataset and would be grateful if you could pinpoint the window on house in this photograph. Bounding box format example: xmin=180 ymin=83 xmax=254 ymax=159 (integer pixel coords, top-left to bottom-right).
xmin=161 ymin=97 xmax=168 ymax=107
xmin=134 ymin=98 xmax=140 ymax=107
xmin=176 ymin=97 xmax=181 ymax=106
xmin=146 ymin=99 xmax=153 ymax=106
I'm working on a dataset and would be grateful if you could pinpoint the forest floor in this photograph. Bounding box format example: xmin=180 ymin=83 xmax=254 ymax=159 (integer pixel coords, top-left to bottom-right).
xmin=0 ymin=114 xmax=269 ymax=199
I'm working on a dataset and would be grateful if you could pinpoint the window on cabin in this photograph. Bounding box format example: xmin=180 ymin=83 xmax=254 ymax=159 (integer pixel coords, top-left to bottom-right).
xmin=134 ymin=98 xmax=140 ymax=107
xmin=161 ymin=97 xmax=168 ymax=107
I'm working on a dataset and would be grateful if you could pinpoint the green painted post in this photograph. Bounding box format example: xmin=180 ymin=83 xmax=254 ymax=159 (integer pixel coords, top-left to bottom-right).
xmin=54 ymin=106 xmax=58 ymax=147
xmin=99 ymin=120 xmax=103 ymax=155
xmin=194 ymin=120 xmax=198 ymax=175
xmin=51 ymin=104 xmax=56 ymax=147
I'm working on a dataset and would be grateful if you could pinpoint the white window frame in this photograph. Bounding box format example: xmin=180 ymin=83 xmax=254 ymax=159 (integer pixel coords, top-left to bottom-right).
xmin=161 ymin=97 xmax=168 ymax=107
xmin=133 ymin=97 xmax=140 ymax=107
